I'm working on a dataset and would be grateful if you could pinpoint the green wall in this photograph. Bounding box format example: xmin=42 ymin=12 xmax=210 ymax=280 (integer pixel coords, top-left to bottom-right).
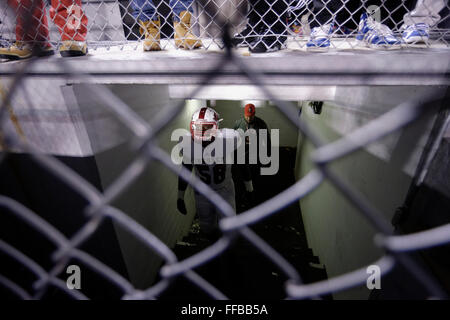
xmin=295 ymin=91 xmax=440 ymax=299
xmin=76 ymin=84 xmax=197 ymax=288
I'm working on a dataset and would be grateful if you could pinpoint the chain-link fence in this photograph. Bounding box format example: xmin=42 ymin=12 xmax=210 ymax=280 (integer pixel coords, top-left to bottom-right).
xmin=0 ymin=0 xmax=450 ymax=300
xmin=0 ymin=0 xmax=449 ymax=52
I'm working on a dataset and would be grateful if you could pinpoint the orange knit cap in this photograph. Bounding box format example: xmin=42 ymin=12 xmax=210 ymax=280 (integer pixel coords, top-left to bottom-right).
xmin=244 ymin=103 xmax=256 ymax=116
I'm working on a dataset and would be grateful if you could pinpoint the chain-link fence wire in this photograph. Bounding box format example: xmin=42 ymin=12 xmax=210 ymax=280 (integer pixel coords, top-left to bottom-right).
xmin=0 ymin=0 xmax=449 ymax=51
xmin=0 ymin=0 xmax=450 ymax=300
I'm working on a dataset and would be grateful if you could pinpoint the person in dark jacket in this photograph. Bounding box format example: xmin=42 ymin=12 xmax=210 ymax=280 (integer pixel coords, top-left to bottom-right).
xmin=233 ymin=103 xmax=271 ymax=206
xmin=233 ymin=103 xmax=271 ymax=153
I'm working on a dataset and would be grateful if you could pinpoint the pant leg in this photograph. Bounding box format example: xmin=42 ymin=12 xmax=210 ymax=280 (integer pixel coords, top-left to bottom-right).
xmin=218 ymin=182 xmax=237 ymax=213
xmin=269 ymin=0 xmax=289 ymax=34
xmin=171 ymin=0 xmax=194 ymax=21
xmin=7 ymin=0 xmax=50 ymax=43
xmin=195 ymin=182 xmax=236 ymax=234
xmin=214 ymin=183 xmax=236 ymax=231
xmin=359 ymin=0 xmax=415 ymax=29
xmin=248 ymin=0 xmax=268 ymax=31
xmin=310 ymin=0 xmax=348 ymax=28
xmin=131 ymin=0 xmax=157 ymax=22
xmin=49 ymin=0 xmax=88 ymax=41
xmin=402 ymin=0 xmax=446 ymax=27
xmin=250 ymin=0 xmax=288 ymax=33
xmin=195 ymin=192 xmax=219 ymax=234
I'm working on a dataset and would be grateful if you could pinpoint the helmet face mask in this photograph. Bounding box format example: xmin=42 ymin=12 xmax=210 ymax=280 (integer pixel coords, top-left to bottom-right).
xmin=190 ymin=107 xmax=220 ymax=142
xmin=190 ymin=120 xmax=218 ymax=141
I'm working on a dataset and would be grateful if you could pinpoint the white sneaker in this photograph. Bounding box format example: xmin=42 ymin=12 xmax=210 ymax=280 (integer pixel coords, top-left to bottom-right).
xmin=402 ymin=23 xmax=430 ymax=44
xmin=357 ymin=12 xmax=401 ymax=47
xmin=307 ymin=23 xmax=333 ymax=48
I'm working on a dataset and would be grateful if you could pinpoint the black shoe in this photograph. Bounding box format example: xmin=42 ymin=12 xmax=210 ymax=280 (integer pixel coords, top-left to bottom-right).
xmin=232 ymin=25 xmax=259 ymax=47
xmin=249 ymin=34 xmax=287 ymax=53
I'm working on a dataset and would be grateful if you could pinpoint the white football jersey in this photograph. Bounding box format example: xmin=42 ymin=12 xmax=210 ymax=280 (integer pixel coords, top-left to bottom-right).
xmin=181 ymin=129 xmax=241 ymax=191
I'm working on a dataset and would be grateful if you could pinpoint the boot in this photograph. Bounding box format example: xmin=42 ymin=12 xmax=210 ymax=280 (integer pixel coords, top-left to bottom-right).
xmin=139 ymin=19 xmax=161 ymax=51
xmin=0 ymin=42 xmax=54 ymax=60
xmin=173 ymin=11 xmax=202 ymax=49
xmin=59 ymin=41 xmax=88 ymax=57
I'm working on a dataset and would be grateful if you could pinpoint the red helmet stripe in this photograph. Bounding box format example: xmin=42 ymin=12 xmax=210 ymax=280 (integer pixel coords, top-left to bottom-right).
xmin=198 ymin=107 xmax=207 ymax=120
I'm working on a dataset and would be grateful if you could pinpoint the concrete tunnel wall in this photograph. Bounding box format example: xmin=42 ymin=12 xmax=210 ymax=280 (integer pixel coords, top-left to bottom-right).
xmin=73 ymin=84 xmax=201 ymax=288
xmin=294 ymin=86 xmax=448 ymax=300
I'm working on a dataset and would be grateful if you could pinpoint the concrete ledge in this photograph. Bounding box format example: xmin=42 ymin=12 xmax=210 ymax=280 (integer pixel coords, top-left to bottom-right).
xmin=1 ymin=40 xmax=449 ymax=86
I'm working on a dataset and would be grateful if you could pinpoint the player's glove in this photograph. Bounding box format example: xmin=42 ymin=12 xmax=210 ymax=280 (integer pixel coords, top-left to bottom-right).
xmin=177 ymin=190 xmax=187 ymax=215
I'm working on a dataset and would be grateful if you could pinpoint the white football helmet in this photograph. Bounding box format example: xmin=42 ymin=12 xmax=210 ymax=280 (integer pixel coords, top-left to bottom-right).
xmin=190 ymin=107 xmax=221 ymax=142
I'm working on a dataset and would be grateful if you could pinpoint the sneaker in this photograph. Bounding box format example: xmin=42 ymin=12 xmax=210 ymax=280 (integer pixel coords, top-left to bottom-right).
xmin=356 ymin=12 xmax=370 ymax=41
xmin=402 ymin=23 xmax=429 ymax=44
xmin=249 ymin=31 xmax=287 ymax=53
xmin=0 ymin=41 xmax=54 ymax=60
xmin=307 ymin=23 xmax=333 ymax=48
xmin=232 ymin=25 xmax=260 ymax=47
xmin=357 ymin=12 xmax=400 ymax=47
xmin=363 ymin=28 xmax=401 ymax=47
xmin=59 ymin=40 xmax=88 ymax=57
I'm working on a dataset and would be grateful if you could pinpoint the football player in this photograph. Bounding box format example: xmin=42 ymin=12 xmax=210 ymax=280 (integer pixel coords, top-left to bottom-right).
xmin=176 ymin=107 xmax=254 ymax=239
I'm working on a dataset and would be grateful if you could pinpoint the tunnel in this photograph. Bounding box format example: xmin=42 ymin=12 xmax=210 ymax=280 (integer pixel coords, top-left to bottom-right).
xmin=1 ymin=78 xmax=449 ymax=300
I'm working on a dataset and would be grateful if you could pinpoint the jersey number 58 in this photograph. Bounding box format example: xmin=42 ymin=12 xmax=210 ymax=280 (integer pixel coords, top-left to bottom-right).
xmin=197 ymin=164 xmax=226 ymax=185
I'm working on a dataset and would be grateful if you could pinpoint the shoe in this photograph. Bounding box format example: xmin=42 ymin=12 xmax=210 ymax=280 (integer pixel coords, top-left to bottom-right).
xmin=356 ymin=12 xmax=370 ymax=41
xmin=0 ymin=41 xmax=54 ymax=60
xmin=139 ymin=19 xmax=161 ymax=51
xmin=307 ymin=23 xmax=333 ymax=48
xmin=364 ymin=29 xmax=401 ymax=47
xmin=174 ymin=11 xmax=202 ymax=50
xmin=59 ymin=40 xmax=88 ymax=57
xmin=402 ymin=23 xmax=429 ymax=44
xmin=249 ymin=31 xmax=287 ymax=53
xmin=232 ymin=25 xmax=259 ymax=47
xmin=357 ymin=12 xmax=400 ymax=47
